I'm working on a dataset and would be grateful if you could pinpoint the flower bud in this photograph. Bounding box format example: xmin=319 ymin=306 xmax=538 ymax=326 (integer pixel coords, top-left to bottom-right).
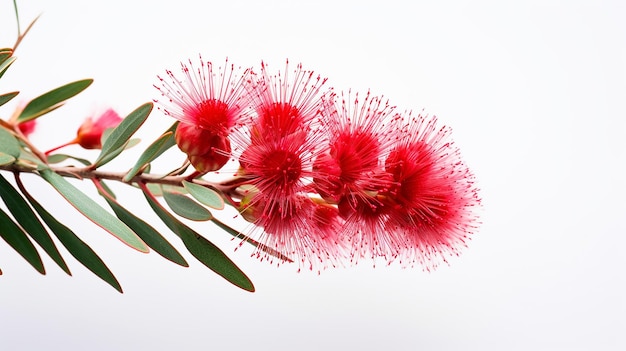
xmin=76 ymin=108 xmax=122 ymax=149
xmin=18 ymin=120 xmax=37 ymax=137
xmin=187 ymin=134 xmax=231 ymax=172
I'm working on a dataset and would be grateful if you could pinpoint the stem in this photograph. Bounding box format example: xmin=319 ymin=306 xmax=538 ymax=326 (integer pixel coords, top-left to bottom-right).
xmin=0 ymin=162 xmax=236 ymax=194
xmin=45 ymin=140 xmax=78 ymax=155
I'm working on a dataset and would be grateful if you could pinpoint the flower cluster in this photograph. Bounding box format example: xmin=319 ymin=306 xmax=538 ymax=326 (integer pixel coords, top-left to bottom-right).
xmin=154 ymin=57 xmax=480 ymax=272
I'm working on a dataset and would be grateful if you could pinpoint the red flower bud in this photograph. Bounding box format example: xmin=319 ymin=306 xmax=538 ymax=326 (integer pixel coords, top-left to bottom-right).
xmin=76 ymin=108 xmax=122 ymax=149
xmin=187 ymin=134 xmax=231 ymax=172
xmin=17 ymin=120 xmax=37 ymax=137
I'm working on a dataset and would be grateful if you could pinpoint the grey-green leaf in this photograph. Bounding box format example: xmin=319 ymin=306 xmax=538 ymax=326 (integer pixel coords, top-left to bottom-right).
xmin=163 ymin=190 xmax=212 ymax=221
xmin=182 ymin=181 xmax=225 ymax=210
xmin=0 ymin=56 xmax=16 ymax=80
xmin=99 ymin=185 xmax=188 ymax=267
xmin=17 ymin=79 xmax=93 ymax=123
xmin=21 ymin=187 xmax=122 ymax=293
xmin=144 ymin=190 xmax=254 ymax=292
xmin=93 ymin=138 xmax=140 ymax=168
xmin=94 ymin=102 xmax=152 ymax=167
xmin=39 ymin=169 xmax=149 ymax=253
xmin=0 ymin=127 xmax=20 ymax=157
xmin=0 ymin=208 xmax=45 ymax=274
xmin=0 ymin=91 xmax=19 ymax=107
xmin=0 ymin=174 xmax=70 ymax=274
xmin=0 ymin=152 xmax=15 ymax=165
xmin=124 ymin=131 xmax=175 ymax=182
xmin=46 ymin=153 xmax=91 ymax=166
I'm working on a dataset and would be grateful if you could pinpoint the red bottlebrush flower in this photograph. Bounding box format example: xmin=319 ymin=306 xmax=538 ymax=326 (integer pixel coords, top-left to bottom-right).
xmin=382 ymin=113 xmax=481 ymax=270
xmin=312 ymin=91 xmax=406 ymax=261
xmin=75 ymin=108 xmax=122 ymax=149
xmin=241 ymin=193 xmax=345 ymax=272
xmin=154 ymin=56 xmax=254 ymax=137
xmin=231 ymin=61 xmax=343 ymax=270
xmin=314 ymin=91 xmax=401 ymax=202
xmin=17 ymin=119 xmax=37 ymax=137
xmin=243 ymin=60 xmax=329 ymax=144
xmin=154 ymin=56 xmax=254 ymax=172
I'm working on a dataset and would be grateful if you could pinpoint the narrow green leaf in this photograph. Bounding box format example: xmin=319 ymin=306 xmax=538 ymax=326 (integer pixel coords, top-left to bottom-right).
xmin=93 ymin=138 xmax=140 ymax=168
xmin=0 ymin=208 xmax=45 ymax=274
xmin=0 ymin=48 xmax=12 ymax=66
xmin=17 ymin=79 xmax=93 ymax=123
xmin=143 ymin=188 xmax=254 ymax=292
xmin=94 ymin=102 xmax=152 ymax=167
xmin=46 ymin=153 xmax=91 ymax=166
xmin=0 ymin=174 xmax=70 ymax=274
xmin=0 ymin=91 xmax=19 ymax=107
xmin=98 ymin=184 xmax=188 ymax=266
xmin=0 ymin=56 xmax=16 ymax=80
xmin=211 ymin=217 xmax=293 ymax=263
xmin=20 ymin=186 xmax=122 ymax=292
xmin=124 ymin=131 xmax=175 ymax=182
xmin=0 ymin=127 xmax=20 ymax=157
xmin=39 ymin=169 xmax=149 ymax=253
xmin=182 ymin=181 xmax=225 ymax=210
xmin=0 ymin=152 xmax=16 ymax=165
xmin=163 ymin=191 xmax=212 ymax=221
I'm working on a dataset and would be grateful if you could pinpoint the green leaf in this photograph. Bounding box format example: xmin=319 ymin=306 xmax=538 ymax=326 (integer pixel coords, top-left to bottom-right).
xmin=211 ymin=217 xmax=293 ymax=263
xmin=94 ymin=102 xmax=152 ymax=167
xmin=0 ymin=56 xmax=16 ymax=80
xmin=163 ymin=190 xmax=212 ymax=221
xmin=0 ymin=152 xmax=16 ymax=165
xmin=46 ymin=153 xmax=91 ymax=166
xmin=0 ymin=174 xmax=70 ymax=274
xmin=182 ymin=181 xmax=225 ymax=210
xmin=0 ymin=208 xmax=45 ymax=274
xmin=0 ymin=48 xmax=12 ymax=66
xmin=0 ymin=91 xmax=19 ymax=107
xmin=124 ymin=131 xmax=175 ymax=182
xmin=20 ymin=185 xmax=122 ymax=292
xmin=93 ymin=138 xmax=140 ymax=168
xmin=0 ymin=127 xmax=20 ymax=157
xmin=39 ymin=169 xmax=149 ymax=253
xmin=98 ymin=184 xmax=188 ymax=267
xmin=143 ymin=188 xmax=254 ymax=292
xmin=17 ymin=79 xmax=93 ymax=123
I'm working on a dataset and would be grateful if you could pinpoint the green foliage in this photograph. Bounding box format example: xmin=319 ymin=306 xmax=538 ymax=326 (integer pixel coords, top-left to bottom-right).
xmin=0 ymin=8 xmax=260 ymax=293
xmin=39 ymin=169 xmax=149 ymax=253
xmin=0 ymin=174 xmax=70 ymax=274
xmin=144 ymin=188 xmax=255 ymax=292
xmin=94 ymin=103 xmax=152 ymax=167
xmin=17 ymin=79 xmax=93 ymax=122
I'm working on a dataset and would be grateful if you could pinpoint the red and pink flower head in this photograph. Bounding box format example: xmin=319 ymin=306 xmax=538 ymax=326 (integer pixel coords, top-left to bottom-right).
xmin=154 ymin=56 xmax=254 ymax=172
xmin=315 ymin=90 xmax=405 ymax=261
xmin=232 ymin=61 xmax=344 ymax=270
xmin=381 ymin=113 xmax=480 ymax=269
xmin=152 ymin=57 xmax=481 ymax=272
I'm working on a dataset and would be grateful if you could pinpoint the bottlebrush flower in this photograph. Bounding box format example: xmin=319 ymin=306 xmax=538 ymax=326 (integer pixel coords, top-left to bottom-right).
xmin=314 ymin=90 xmax=404 ymax=261
xmin=381 ymin=113 xmax=481 ymax=270
xmin=45 ymin=108 xmax=122 ymax=154
xmin=154 ymin=56 xmax=253 ymax=136
xmin=154 ymin=56 xmax=255 ymax=172
xmin=314 ymin=91 xmax=400 ymax=203
xmin=232 ymin=61 xmax=342 ymax=270
xmin=242 ymin=60 xmax=329 ymax=144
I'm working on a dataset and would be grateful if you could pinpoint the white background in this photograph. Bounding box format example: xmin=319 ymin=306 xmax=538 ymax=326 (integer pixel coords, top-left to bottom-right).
xmin=1 ymin=0 xmax=625 ymax=350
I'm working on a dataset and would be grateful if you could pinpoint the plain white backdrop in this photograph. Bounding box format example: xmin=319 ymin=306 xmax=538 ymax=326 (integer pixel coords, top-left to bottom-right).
xmin=1 ymin=0 xmax=625 ymax=350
